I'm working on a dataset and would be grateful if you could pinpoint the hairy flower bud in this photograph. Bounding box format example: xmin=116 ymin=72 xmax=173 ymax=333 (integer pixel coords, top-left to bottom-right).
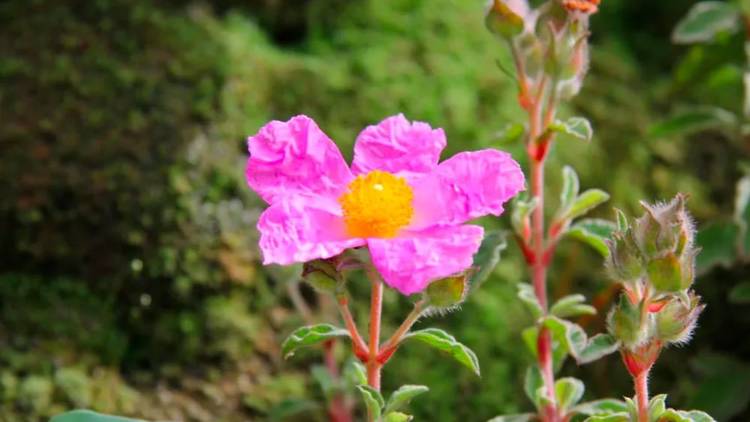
xmin=606 ymin=230 xmax=643 ymax=282
xmin=302 ymin=258 xmax=341 ymax=293
xmin=485 ymin=0 xmax=526 ymax=38
xmin=424 ymin=271 xmax=471 ymax=309
xmin=655 ymin=293 xmax=704 ymax=345
xmin=607 ymin=294 xmax=649 ymax=350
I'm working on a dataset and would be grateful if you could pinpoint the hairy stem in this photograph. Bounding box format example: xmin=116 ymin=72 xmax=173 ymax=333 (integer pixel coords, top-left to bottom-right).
xmin=635 ymin=371 xmax=650 ymax=422
xmin=367 ymin=269 xmax=384 ymax=391
xmin=525 ymin=69 xmax=557 ymax=421
xmin=337 ymin=295 xmax=368 ymax=358
xmin=379 ymin=300 xmax=426 ymax=361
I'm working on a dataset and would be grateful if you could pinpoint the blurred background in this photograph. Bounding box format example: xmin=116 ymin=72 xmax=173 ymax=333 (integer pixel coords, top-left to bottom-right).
xmin=1 ymin=0 xmax=749 ymax=420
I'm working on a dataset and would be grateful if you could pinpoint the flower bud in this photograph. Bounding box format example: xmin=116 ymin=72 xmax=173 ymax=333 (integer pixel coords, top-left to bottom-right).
xmin=485 ymin=0 xmax=526 ymax=39
xmin=655 ymin=293 xmax=704 ymax=345
xmin=302 ymin=258 xmax=342 ymax=294
xmin=424 ymin=272 xmax=471 ymax=309
xmin=607 ymin=294 xmax=648 ymax=350
xmin=606 ymin=230 xmax=643 ymax=282
xmin=633 ymin=194 xmax=694 ymax=259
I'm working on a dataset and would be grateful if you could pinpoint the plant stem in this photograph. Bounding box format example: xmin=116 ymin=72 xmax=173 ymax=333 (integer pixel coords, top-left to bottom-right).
xmin=337 ymin=295 xmax=368 ymax=358
xmin=634 ymin=370 xmax=650 ymax=422
xmin=367 ymin=270 xmax=384 ymax=391
xmin=379 ymin=300 xmax=426 ymax=361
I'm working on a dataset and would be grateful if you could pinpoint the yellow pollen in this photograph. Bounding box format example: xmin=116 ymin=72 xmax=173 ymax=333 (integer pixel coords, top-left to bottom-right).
xmin=339 ymin=170 xmax=414 ymax=238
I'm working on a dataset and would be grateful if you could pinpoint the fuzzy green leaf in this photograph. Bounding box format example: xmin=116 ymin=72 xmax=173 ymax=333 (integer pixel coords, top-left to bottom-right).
xmin=469 ymin=230 xmax=508 ymax=291
xmin=523 ymin=366 xmax=544 ymax=409
xmin=357 ymin=385 xmax=384 ymax=420
xmin=564 ymin=190 xmax=610 ymax=221
xmin=384 ymin=412 xmax=413 ymax=422
xmin=583 ymin=414 xmax=630 ymax=422
xmin=281 ymin=324 xmax=350 ymax=359
xmin=560 ymin=166 xmax=581 ymax=212
xmin=566 ymin=218 xmax=617 ymax=257
xmin=555 ymin=377 xmax=585 ymax=411
xmin=672 ymin=2 xmax=740 ymax=44
xmin=385 ymin=385 xmax=429 ymax=414
xmin=51 ymin=411 xmax=146 ymax=422
xmin=404 ymin=328 xmax=481 ymax=376
xmin=573 ymin=399 xmax=629 ymax=416
xmin=550 ymin=117 xmax=593 ymax=142
xmin=518 ymin=283 xmax=543 ymax=319
xmin=550 ymin=294 xmax=597 ymax=318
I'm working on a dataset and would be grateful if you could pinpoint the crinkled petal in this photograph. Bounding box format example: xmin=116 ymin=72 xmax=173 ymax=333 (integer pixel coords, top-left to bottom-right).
xmin=258 ymin=195 xmax=365 ymax=265
xmin=247 ymin=115 xmax=353 ymax=204
xmin=410 ymin=149 xmax=525 ymax=228
xmin=368 ymin=225 xmax=484 ymax=295
xmin=351 ymin=114 xmax=446 ymax=176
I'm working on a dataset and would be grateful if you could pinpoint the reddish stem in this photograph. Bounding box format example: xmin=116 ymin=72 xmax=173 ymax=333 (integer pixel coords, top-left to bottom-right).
xmin=634 ymin=370 xmax=650 ymax=422
xmin=337 ymin=296 xmax=369 ymax=361
xmin=367 ymin=276 xmax=384 ymax=391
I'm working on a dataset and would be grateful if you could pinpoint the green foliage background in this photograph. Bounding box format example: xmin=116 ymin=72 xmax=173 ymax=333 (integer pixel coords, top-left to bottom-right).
xmin=0 ymin=0 xmax=748 ymax=420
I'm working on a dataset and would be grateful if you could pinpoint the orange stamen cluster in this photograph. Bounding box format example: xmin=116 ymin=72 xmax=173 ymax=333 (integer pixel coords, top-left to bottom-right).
xmin=339 ymin=170 xmax=414 ymax=238
xmin=562 ymin=0 xmax=600 ymax=14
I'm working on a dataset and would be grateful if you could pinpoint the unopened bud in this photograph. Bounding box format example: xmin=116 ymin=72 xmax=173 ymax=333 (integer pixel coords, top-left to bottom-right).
xmin=302 ymin=258 xmax=341 ymax=294
xmin=424 ymin=272 xmax=471 ymax=309
xmin=606 ymin=230 xmax=643 ymax=282
xmin=655 ymin=293 xmax=704 ymax=345
xmin=633 ymin=194 xmax=694 ymax=259
xmin=607 ymin=294 xmax=649 ymax=350
xmin=486 ymin=0 xmax=525 ymax=38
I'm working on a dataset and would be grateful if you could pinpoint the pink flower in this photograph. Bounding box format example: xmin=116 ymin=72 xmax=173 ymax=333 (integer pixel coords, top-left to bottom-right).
xmin=246 ymin=114 xmax=525 ymax=295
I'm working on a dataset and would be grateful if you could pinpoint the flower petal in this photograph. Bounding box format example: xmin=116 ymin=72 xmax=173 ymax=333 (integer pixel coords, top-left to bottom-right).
xmin=247 ymin=115 xmax=353 ymax=203
xmin=351 ymin=114 xmax=446 ymax=176
xmin=411 ymin=149 xmax=525 ymax=227
xmin=368 ymin=225 xmax=484 ymax=295
xmin=258 ymin=195 xmax=365 ymax=265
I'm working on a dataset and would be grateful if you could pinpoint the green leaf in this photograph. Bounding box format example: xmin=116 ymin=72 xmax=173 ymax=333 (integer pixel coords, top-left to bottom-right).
xmin=543 ymin=317 xmax=618 ymax=364
xmin=672 ymin=1 xmax=740 ymax=44
xmin=576 ymin=334 xmax=620 ymax=364
xmin=281 ymin=324 xmax=350 ymax=359
xmin=357 ymin=385 xmax=384 ymax=420
xmin=404 ymin=328 xmax=481 ymax=376
xmin=469 ymin=230 xmax=508 ymax=291
xmin=583 ymin=413 xmax=629 ymax=422
xmin=51 ymin=411 xmax=146 ymax=422
xmin=518 ymin=283 xmax=543 ymax=319
xmin=573 ymin=399 xmax=629 ymax=416
xmin=615 ymin=208 xmax=628 ymax=232
xmin=660 ymin=409 xmax=717 ymax=422
xmin=523 ymin=366 xmax=544 ymax=409
xmin=550 ymin=294 xmax=597 ymax=318
xmin=384 ymin=385 xmax=429 ymax=414
xmin=649 ymin=106 xmax=737 ymax=138
xmin=343 ymin=359 xmax=368 ymax=386
xmin=566 ymin=218 xmax=617 ymax=258
xmin=555 ymin=377 xmax=585 ymax=411
xmin=550 ymin=117 xmax=593 ymax=142
xmin=649 ymin=394 xmax=668 ymax=420
xmin=729 ymin=281 xmax=750 ymax=304
xmin=512 ymin=196 xmax=539 ymax=242
xmin=560 ymin=166 xmax=581 ymax=212
xmin=384 ymin=412 xmax=413 ymax=422
xmin=495 ymin=122 xmax=526 ymax=144
xmin=696 ymin=221 xmax=738 ymax=274
xmin=487 ymin=414 xmax=536 ymax=422
xmin=564 ymin=190 xmax=610 ymax=221
xmin=688 ymin=352 xmax=750 ymax=420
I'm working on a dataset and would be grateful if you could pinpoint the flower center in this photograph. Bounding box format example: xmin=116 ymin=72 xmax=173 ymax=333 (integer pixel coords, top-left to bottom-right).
xmin=339 ymin=170 xmax=414 ymax=238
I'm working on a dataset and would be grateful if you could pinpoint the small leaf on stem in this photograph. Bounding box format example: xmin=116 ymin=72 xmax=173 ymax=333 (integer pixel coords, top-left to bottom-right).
xmin=281 ymin=324 xmax=350 ymax=359
xmin=403 ymin=328 xmax=481 ymax=376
